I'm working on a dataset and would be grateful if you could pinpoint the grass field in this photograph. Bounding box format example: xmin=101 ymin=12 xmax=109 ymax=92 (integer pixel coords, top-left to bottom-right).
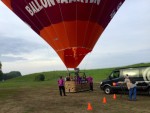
xmin=0 ymin=63 xmax=150 ymax=113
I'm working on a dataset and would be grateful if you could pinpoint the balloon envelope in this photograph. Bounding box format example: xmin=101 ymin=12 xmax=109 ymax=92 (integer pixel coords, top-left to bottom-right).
xmin=2 ymin=0 xmax=125 ymax=68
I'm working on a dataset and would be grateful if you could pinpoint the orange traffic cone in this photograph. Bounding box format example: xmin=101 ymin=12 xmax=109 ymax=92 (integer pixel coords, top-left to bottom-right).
xmin=103 ymin=97 xmax=107 ymax=104
xmin=113 ymin=94 xmax=116 ymax=100
xmin=87 ymin=102 xmax=92 ymax=111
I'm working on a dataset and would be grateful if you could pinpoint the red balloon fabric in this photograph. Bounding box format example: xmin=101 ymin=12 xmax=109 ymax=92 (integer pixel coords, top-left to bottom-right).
xmin=2 ymin=0 xmax=125 ymax=68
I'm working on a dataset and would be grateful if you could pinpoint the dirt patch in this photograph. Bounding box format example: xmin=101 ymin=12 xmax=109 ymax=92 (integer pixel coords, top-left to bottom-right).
xmin=0 ymin=84 xmax=149 ymax=113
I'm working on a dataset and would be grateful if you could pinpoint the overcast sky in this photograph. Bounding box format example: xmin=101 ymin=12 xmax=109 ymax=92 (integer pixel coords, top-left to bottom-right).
xmin=0 ymin=0 xmax=150 ymax=75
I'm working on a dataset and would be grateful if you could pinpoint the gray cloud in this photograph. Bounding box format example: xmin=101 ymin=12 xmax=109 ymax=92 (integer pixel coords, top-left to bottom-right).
xmin=86 ymin=48 xmax=150 ymax=69
xmin=0 ymin=55 xmax=27 ymax=62
xmin=0 ymin=36 xmax=47 ymax=55
xmin=0 ymin=36 xmax=53 ymax=62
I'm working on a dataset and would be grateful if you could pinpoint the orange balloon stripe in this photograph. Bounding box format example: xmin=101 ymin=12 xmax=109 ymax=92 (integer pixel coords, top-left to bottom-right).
xmin=40 ymin=21 xmax=104 ymax=51
xmin=82 ymin=22 xmax=104 ymax=49
xmin=57 ymin=47 xmax=91 ymax=68
xmin=88 ymin=23 xmax=104 ymax=49
xmin=40 ymin=20 xmax=103 ymax=68
xmin=1 ymin=0 xmax=13 ymax=10
xmin=40 ymin=26 xmax=58 ymax=50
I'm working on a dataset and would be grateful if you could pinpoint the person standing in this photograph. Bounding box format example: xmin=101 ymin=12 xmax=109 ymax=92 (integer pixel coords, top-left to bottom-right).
xmin=87 ymin=76 xmax=93 ymax=91
xmin=58 ymin=76 xmax=67 ymax=96
xmin=124 ymin=74 xmax=137 ymax=101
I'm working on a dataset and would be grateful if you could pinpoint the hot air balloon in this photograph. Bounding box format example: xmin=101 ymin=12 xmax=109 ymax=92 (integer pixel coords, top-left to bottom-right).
xmin=1 ymin=0 xmax=125 ymax=68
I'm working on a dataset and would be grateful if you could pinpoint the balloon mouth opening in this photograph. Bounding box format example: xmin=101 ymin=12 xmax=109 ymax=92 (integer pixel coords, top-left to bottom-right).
xmin=57 ymin=47 xmax=91 ymax=68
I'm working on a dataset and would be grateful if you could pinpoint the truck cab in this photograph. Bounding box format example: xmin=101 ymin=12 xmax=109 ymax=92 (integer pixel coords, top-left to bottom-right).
xmin=100 ymin=70 xmax=124 ymax=94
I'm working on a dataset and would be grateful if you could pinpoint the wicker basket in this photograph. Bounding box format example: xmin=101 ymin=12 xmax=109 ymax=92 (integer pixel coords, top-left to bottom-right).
xmin=65 ymin=81 xmax=90 ymax=92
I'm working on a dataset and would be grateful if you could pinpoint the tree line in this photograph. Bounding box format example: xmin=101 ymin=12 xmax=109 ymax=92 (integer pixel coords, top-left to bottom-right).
xmin=0 ymin=62 xmax=22 ymax=81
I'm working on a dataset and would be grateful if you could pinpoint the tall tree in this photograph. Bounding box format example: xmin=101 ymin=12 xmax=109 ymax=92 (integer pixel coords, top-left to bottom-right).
xmin=0 ymin=61 xmax=3 ymax=81
xmin=0 ymin=61 xmax=2 ymax=70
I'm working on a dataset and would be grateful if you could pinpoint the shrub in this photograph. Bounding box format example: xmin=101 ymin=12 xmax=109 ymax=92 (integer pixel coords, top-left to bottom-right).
xmin=35 ymin=74 xmax=45 ymax=81
xmin=0 ymin=70 xmax=3 ymax=81
xmin=4 ymin=71 xmax=22 ymax=80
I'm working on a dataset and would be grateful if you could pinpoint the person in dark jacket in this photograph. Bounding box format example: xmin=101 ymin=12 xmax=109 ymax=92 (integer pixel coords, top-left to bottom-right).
xmin=87 ymin=76 xmax=93 ymax=91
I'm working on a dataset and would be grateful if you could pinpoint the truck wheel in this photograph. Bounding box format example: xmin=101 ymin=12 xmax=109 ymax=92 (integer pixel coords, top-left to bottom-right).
xmin=104 ymin=86 xmax=111 ymax=94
